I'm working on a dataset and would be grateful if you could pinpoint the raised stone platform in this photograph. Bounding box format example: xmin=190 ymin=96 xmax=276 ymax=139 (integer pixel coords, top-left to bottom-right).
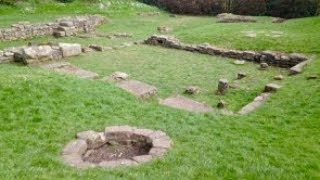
xmin=160 ymin=95 xmax=213 ymax=113
xmin=117 ymin=80 xmax=157 ymax=99
xmin=42 ymin=62 xmax=99 ymax=79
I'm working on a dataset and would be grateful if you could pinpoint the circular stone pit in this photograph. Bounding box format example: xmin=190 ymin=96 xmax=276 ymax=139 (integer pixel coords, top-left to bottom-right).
xmin=62 ymin=126 xmax=172 ymax=168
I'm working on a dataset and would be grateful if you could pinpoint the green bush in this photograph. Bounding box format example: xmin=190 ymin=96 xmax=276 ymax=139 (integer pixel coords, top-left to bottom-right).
xmin=266 ymin=0 xmax=318 ymax=18
xmin=231 ymin=0 xmax=267 ymax=16
xmin=56 ymin=0 xmax=75 ymax=3
xmin=0 ymin=0 xmax=19 ymax=5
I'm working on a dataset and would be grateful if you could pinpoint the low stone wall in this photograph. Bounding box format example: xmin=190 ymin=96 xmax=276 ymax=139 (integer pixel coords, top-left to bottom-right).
xmin=144 ymin=35 xmax=308 ymax=68
xmin=0 ymin=15 xmax=105 ymax=41
xmin=0 ymin=43 xmax=82 ymax=65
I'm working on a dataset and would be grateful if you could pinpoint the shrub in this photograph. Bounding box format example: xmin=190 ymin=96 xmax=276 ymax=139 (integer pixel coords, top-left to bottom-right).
xmin=0 ymin=0 xmax=19 ymax=5
xmin=231 ymin=0 xmax=267 ymax=16
xmin=147 ymin=0 xmax=227 ymax=15
xmin=56 ymin=0 xmax=75 ymax=3
xmin=266 ymin=0 xmax=318 ymax=18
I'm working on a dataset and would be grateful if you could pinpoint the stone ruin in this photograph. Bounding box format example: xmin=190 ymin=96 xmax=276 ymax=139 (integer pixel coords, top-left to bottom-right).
xmin=0 ymin=15 xmax=105 ymax=41
xmin=217 ymin=13 xmax=257 ymax=23
xmin=144 ymin=35 xmax=309 ymax=69
xmin=2 ymin=43 xmax=82 ymax=65
xmin=62 ymin=126 xmax=172 ymax=168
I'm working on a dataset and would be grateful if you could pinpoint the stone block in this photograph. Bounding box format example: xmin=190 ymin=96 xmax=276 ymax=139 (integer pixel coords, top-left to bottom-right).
xmin=59 ymin=43 xmax=82 ymax=57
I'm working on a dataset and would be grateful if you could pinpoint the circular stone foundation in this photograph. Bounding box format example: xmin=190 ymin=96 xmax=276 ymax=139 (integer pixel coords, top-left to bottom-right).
xmin=62 ymin=126 xmax=172 ymax=168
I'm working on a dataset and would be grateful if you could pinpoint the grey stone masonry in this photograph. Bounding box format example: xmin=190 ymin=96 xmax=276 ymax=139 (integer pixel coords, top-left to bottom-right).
xmin=9 ymin=43 xmax=82 ymax=65
xmin=0 ymin=15 xmax=105 ymax=41
xmin=144 ymin=35 xmax=309 ymax=68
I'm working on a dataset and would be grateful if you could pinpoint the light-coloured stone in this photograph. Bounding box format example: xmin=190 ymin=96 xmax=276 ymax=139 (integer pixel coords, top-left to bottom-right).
xmin=152 ymin=138 xmax=171 ymax=149
xmin=117 ymin=80 xmax=157 ymax=99
xmin=238 ymin=93 xmax=272 ymax=115
xmin=185 ymin=86 xmax=200 ymax=95
xmin=105 ymin=125 xmax=135 ymax=134
xmin=160 ymin=95 xmax=213 ymax=113
xmin=77 ymin=130 xmax=106 ymax=149
xmin=99 ymin=159 xmax=138 ymax=168
xmin=63 ymin=139 xmax=87 ymax=155
xmin=149 ymin=147 xmax=168 ymax=157
xmin=217 ymin=79 xmax=229 ymax=95
xmin=107 ymin=71 xmax=129 ymax=82
xmin=274 ymin=75 xmax=284 ymax=80
xmin=132 ymin=155 xmax=153 ymax=163
xmin=234 ymin=60 xmax=245 ymax=65
xmin=59 ymin=43 xmax=82 ymax=57
xmin=264 ymin=83 xmax=281 ymax=93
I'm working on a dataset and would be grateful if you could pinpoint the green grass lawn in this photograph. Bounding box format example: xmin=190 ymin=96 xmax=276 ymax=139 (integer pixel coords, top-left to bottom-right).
xmin=0 ymin=0 xmax=319 ymax=179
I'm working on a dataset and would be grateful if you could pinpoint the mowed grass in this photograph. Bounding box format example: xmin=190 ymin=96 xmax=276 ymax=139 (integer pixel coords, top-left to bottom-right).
xmin=68 ymin=45 xmax=287 ymax=111
xmin=0 ymin=0 xmax=320 ymax=179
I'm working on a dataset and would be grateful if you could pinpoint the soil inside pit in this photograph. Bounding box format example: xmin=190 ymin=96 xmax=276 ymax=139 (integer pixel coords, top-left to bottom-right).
xmin=82 ymin=136 xmax=153 ymax=164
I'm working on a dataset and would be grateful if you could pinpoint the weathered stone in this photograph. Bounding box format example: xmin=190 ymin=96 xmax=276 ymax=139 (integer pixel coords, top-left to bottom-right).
xmin=157 ymin=26 xmax=172 ymax=33
xmin=77 ymin=130 xmax=106 ymax=149
xmin=237 ymin=72 xmax=247 ymax=79
xmin=53 ymin=30 xmax=66 ymax=37
xmin=13 ymin=52 xmax=28 ymax=65
xmin=43 ymin=62 xmax=99 ymax=79
xmin=217 ymin=100 xmax=227 ymax=109
xmin=185 ymin=86 xmax=200 ymax=95
xmin=217 ymin=13 xmax=256 ymax=23
xmin=160 ymin=95 xmax=213 ymax=113
xmin=132 ymin=155 xmax=153 ymax=163
xmin=105 ymin=125 xmax=135 ymax=134
xmin=152 ymin=138 xmax=171 ymax=149
xmin=117 ymin=80 xmax=157 ymax=99
xmin=89 ymin=44 xmax=104 ymax=51
xmin=290 ymin=59 xmax=312 ymax=75
xmin=238 ymin=93 xmax=272 ymax=115
xmin=264 ymin=83 xmax=281 ymax=93
xmin=81 ymin=47 xmax=93 ymax=53
xmin=59 ymin=43 xmax=82 ymax=57
xmin=274 ymin=75 xmax=284 ymax=80
xmin=59 ymin=20 xmax=74 ymax=27
xmin=106 ymin=71 xmax=129 ymax=82
xmin=272 ymin=17 xmax=286 ymax=23
xmin=260 ymin=62 xmax=269 ymax=69
xmin=217 ymin=79 xmax=229 ymax=95
xmin=234 ymin=60 xmax=245 ymax=65
xmin=133 ymin=128 xmax=154 ymax=137
xmin=149 ymin=147 xmax=168 ymax=157
xmin=289 ymin=53 xmax=308 ymax=63
xmin=99 ymin=159 xmax=138 ymax=168
xmin=63 ymin=139 xmax=87 ymax=155
xmin=138 ymin=12 xmax=160 ymax=16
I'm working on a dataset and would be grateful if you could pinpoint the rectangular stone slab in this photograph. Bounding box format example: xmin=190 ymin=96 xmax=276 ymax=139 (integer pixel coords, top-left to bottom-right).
xmin=42 ymin=62 xmax=99 ymax=79
xmin=117 ymin=80 xmax=157 ymax=99
xmin=160 ymin=95 xmax=213 ymax=113
xmin=238 ymin=93 xmax=272 ymax=115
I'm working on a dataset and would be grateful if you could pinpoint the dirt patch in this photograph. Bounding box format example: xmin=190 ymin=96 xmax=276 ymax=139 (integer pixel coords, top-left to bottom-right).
xmin=83 ymin=133 xmax=152 ymax=164
xmin=62 ymin=126 xmax=172 ymax=169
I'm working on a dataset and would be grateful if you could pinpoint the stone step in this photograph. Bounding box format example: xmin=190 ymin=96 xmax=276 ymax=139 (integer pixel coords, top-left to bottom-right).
xmin=117 ymin=80 xmax=157 ymax=99
xmin=42 ymin=62 xmax=99 ymax=79
xmin=160 ymin=95 xmax=213 ymax=113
